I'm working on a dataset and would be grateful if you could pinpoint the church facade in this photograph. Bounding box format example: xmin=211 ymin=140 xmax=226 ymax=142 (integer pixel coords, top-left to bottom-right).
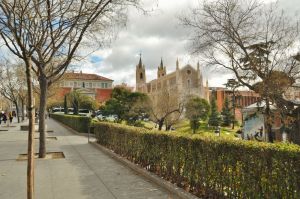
xmin=135 ymin=56 xmax=209 ymax=103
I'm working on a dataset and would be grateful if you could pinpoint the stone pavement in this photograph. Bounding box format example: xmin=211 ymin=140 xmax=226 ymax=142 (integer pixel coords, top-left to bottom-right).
xmin=0 ymin=118 xmax=178 ymax=199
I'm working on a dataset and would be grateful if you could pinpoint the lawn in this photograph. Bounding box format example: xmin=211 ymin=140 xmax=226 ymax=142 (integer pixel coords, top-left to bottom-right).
xmin=173 ymin=120 xmax=240 ymax=139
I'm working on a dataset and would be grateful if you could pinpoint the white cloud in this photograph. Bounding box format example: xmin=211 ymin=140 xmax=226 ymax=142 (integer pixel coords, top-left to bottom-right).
xmin=74 ymin=0 xmax=299 ymax=88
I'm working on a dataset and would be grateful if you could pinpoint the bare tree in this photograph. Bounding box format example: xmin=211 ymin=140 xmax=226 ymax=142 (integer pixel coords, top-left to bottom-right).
xmin=0 ymin=61 xmax=26 ymax=123
xmin=0 ymin=0 xmax=143 ymax=198
xmin=150 ymin=87 xmax=184 ymax=130
xmin=181 ymin=0 xmax=300 ymax=142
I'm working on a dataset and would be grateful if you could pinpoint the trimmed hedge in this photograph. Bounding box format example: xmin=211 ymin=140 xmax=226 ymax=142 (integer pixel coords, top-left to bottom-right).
xmin=51 ymin=113 xmax=91 ymax=133
xmin=94 ymin=122 xmax=300 ymax=198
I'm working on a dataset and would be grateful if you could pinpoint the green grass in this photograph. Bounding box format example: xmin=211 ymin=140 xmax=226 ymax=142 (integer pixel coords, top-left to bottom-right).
xmin=93 ymin=117 xmax=240 ymax=140
xmin=173 ymin=120 xmax=239 ymax=139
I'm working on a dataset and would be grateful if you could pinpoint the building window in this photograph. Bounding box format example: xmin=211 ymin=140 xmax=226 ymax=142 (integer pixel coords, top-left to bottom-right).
xmin=157 ymin=82 xmax=161 ymax=90
xmin=187 ymin=70 xmax=191 ymax=75
xmin=89 ymin=82 xmax=92 ymax=88
xmin=70 ymin=82 xmax=74 ymax=87
xmin=169 ymin=77 xmax=176 ymax=85
xmin=140 ymin=73 xmax=143 ymax=79
xmin=82 ymin=82 xmax=85 ymax=88
xmin=74 ymin=82 xmax=77 ymax=87
xmin=93 ymin=82 xmax=96 ymax=88
xmin=101 ymin=82 xmax=108 ymax=88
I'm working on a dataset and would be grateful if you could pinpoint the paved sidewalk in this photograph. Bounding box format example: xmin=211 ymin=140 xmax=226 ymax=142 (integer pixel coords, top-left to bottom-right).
xmin=0 ymin=118 xmax=178 ymax=199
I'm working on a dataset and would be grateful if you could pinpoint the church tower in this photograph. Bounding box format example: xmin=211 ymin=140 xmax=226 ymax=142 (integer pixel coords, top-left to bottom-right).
xmin=157 ymin=58 xmax=166 ymax=78
xmin=136 ymin=54 xmax=146 ymax=92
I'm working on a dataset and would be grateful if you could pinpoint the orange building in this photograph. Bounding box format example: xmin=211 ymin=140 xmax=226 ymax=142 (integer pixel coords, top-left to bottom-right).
xmin=209 ymin=87 xmax=260 ymax=121
xmin=57 ymin=71 xmax=113 ymax=103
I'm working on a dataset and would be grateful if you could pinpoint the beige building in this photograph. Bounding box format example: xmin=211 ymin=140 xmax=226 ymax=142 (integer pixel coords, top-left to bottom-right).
xmin=135 ymin=56 xmax=209 ymax=103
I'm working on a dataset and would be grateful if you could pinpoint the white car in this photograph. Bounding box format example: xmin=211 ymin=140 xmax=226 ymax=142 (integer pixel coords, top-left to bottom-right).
xmin=78 ymin=109 xmax=92 ymax=117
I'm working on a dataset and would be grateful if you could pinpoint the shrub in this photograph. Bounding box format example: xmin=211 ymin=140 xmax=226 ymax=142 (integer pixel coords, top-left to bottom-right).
xmin=51 ymin=113 xmax=91 ymax=133
xmin=94 ymin=122 xmax=300 ymax=198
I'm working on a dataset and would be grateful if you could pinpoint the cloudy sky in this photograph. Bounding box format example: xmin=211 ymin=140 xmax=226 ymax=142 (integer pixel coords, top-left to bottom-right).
xmin=75 ymin=0 xmax=299 ymax=88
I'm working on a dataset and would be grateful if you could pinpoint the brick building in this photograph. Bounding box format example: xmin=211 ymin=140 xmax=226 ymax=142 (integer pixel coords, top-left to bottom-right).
xmin=209 ymin=87 xmax=260 ymax=121
xmin=57 ymin=71 xmax=113 ymax=103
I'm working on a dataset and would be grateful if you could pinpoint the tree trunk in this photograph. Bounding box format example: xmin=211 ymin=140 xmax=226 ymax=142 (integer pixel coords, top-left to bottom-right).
xmin=232 ymin=91 xmax=235 ymax=130
xmin=166 ymin=125 xmax=172 ymax=131
xmin=25 ymin=59 xmax=35 ymax=199
xmin=13 ymin=101 xmax=20 ymax=123
xmin=265 ymin=99 xmax=273 ymax=143
xmin=158 ymin=119 xmax=164 ymax=131
xmin=21 ymin=98 xmax=25 ymax=121
xmin=38 ymin=75 xmax=48 ymax=158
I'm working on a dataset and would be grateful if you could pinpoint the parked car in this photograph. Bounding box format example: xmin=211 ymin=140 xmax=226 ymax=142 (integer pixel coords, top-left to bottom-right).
xmin=78 ymin=109 xmax=92 ymax=117
xmin=52 ymin=107 xmax=64 ymax=114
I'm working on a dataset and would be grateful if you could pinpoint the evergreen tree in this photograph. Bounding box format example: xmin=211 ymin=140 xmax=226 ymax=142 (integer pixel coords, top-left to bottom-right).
xmin=208 ymin=98 xmax=221 ymax=127
xmin=185 ymin=97 xmax=210 ymax=133
xmin=221 ymin=97 xmax=233 ymax=126
xmin=64 ymin=95 xmax=68 ymax=114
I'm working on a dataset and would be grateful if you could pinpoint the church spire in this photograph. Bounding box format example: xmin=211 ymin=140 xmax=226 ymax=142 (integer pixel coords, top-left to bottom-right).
xmin=197 ymin=61 xmax=200 ymax=71
xmin=138 ymin=53 xmax=142 ymax=68
xmin=160 ymin=57 xmax=164 ymax=69
xmin=176 ymin=58 xmax=179 ymax=70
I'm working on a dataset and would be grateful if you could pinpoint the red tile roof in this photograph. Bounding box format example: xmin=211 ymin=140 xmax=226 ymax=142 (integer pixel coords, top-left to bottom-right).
xmin=64 ymin=72 xmax=113 ymax=81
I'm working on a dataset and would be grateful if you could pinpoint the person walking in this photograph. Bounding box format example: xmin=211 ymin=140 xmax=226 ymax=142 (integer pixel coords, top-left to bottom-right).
xmin=9 ymin=111 xmax=13 ymax=123
xmin=0 ymin=112 xmax=2 ymax=125
xmin=2 ymin=112 xmax=7 ymax=124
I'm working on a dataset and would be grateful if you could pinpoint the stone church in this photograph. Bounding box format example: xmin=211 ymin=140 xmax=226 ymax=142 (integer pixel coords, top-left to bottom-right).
xmin=135 ymin=56 xmax=209 ymax=103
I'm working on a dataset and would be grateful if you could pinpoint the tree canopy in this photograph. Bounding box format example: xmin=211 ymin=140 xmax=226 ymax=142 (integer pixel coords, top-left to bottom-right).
xmin=185 ymin=97 xmax=210 ymax=133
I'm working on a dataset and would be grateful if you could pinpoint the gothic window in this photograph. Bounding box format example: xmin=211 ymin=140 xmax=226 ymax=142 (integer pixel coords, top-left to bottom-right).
xmin=187 ymin=79 xmax=191 ymax=87
xmin=157 ymin=82 xmax=161 ymax=90
xmin=140 ymin=72 xmax=143 ymax=79
xmin=187 ymin=70 xmax=191 ymax=75
xmin=169 ymin=77 xmax=176 ymax=85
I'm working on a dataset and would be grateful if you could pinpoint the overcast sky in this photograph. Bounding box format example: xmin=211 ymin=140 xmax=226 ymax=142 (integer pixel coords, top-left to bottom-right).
xmin=74 ymin=0 xmax=299 ymax=88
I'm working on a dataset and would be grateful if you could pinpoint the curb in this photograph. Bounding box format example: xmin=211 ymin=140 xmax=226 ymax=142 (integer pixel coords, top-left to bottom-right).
xmin=52 ymin=118 xmax=199 ymax=199
xmin=90 ymin=141 xmax=200 ymax=199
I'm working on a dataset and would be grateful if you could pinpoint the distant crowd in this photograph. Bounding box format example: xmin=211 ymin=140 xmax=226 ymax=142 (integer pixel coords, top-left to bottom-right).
xmin=0 ymin=111 xmax=15 ymax=124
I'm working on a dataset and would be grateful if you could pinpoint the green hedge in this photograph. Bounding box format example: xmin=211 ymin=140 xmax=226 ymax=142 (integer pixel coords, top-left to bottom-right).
xmin=94 ymin=122 xmax=300 ymax=198
xmin=51 ymin=114 xmax=91 ymax=133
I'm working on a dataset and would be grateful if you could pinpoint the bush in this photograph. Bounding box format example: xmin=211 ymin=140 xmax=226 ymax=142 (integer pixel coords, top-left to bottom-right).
xmin=51 ymin=113 xmax=91 ymax=133
xmin=94 ymin=122 xmax=300 ymax=198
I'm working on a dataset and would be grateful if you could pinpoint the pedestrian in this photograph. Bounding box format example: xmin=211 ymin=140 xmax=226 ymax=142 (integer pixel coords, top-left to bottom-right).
xmin=0 ymin=112 xmax=2 ymax=125
xmin=2 ymin=112 xmax=7 ymax=124
xmin=9 ymin=112 xmax=13 ymax=123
